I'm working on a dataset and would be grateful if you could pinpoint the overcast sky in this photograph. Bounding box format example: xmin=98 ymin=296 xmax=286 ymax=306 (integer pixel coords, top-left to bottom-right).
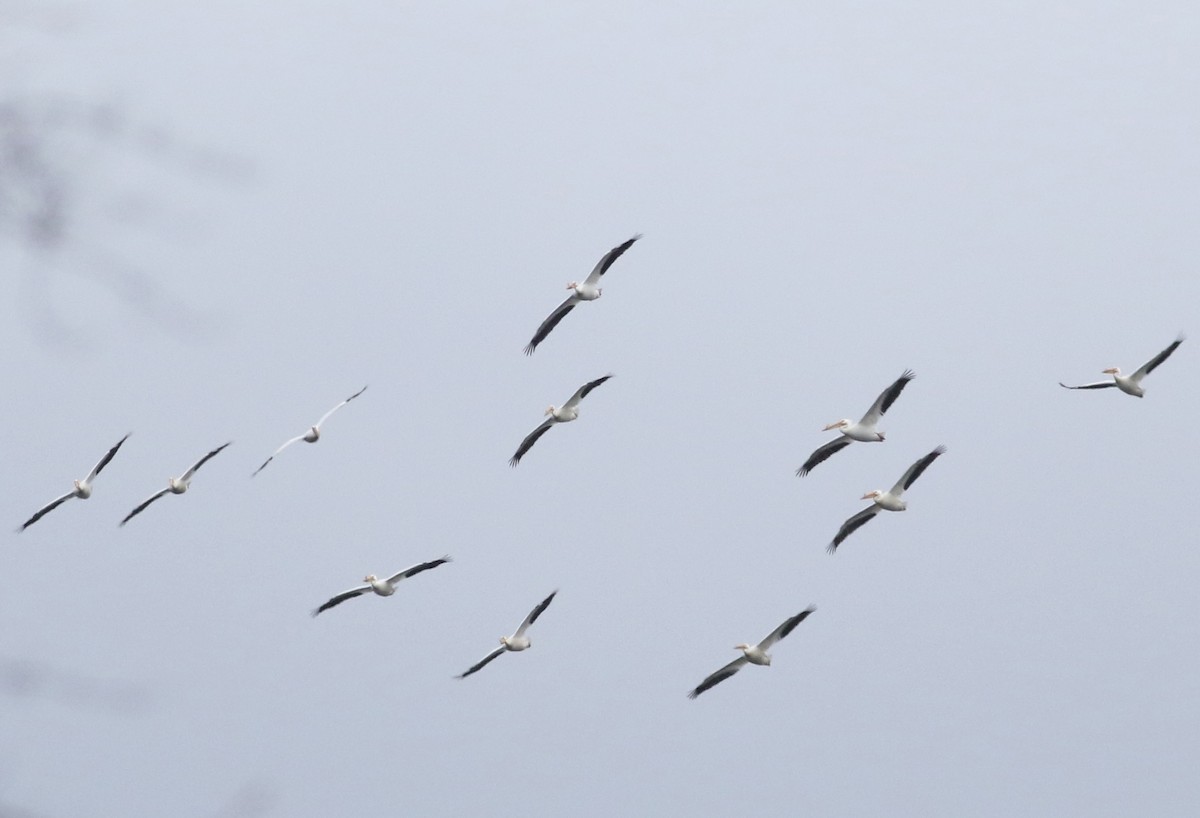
xmin=2 ymin=2 xmax=1198 ymax=816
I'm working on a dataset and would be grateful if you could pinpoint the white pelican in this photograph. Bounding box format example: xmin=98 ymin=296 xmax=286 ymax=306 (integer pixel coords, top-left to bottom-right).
xmin=1059 ymin=334 xmax=1184 ymax=398
xmin=509 ymin=375 xmax=612 ymax=466
xmin=252 ymin=385 xmax=367 ymax=476
xmin=524 ymin=234 xmax=641 ymax=355
xmin=119 ymin=442 xmax=231 ymax=526
xmin=688 ymin=606 xmax=816 ymax=699
xmin=311 ymin=557 xmax=451 ymax=616
xmin=455 ymin=590 xmax=558 ymax=679
xmin=828 ymin=445 xmax=945 ymax=553
xmin=19 ymin=434 xmax=131 ymax=531
xmin=797 ymin=370 xmax=914 ymax=477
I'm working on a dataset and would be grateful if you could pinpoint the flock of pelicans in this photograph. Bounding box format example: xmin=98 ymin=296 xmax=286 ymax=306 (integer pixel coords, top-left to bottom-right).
xmin=17 ymin=234 xmax=1188 ymax=697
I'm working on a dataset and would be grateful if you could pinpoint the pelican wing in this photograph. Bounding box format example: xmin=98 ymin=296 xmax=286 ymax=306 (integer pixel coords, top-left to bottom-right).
xmin=687 ymin=656 xmax=748 ymax=699
xmin=1132 ymin=334 xmax=1184 ymax=382
xmin=582 ymin=233 xmax=642 ymax=286
xmin=796 ymin=438 xmax=853 ymax=477
xmin=828 ymin=506 xmax=879 ymax=553
xmin=455 ymin=647 xmax=506 ymax=680
xmin=387 ymin=556 xmax=452 ymax=584
xmin=859 ymin=369 xmax=915 ymax=427
xmin=524 ymin=295 xmax=578 ymax=355
xmin=563 ymin=374 xmax=613 ymax=411
xmin=251 ymin=435 xmax=305 ymax=477
xmin=509 ymin=419 xmax=555 ymax=467
xmin=1058 ymin=380 xmax=1117 ymax=390
xmin=890 ymin=445 xmax=946 ymax=495
xmin=19 ymin=492 xmax=75 ymax=531
xmin=119 ymin=489 xmax=170 ymax=527
xmin=85 ymin=433 xmax=131 ymax=483
xmin=514 ymin=590 xmax=558 ymax=638
xmin=314 ymin=385 xmax=368 ymax=428
xmin=181 ymin=442 xmax=232 ymax=481
xmin=758 ymin=606 xmax=817 ymax=652
xmin=311 ymin=585 xmax=371 ymax=616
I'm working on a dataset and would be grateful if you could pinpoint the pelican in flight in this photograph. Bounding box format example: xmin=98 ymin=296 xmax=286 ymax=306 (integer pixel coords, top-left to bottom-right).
xmin=688 ymin=606 xmax=816 ymax=699
xmin=509 ymin=375 xmax=612 ymax=466
xmin=19 ymin=434 xmax=131 ymax=531
xmin=252 ymin=385 xmax=367 ymax=476
xmin=119 ymin=442 xmax=231 ymax=526
xmin=1059 ymin=334 xmax=1184 ymax=398
xmin=828 ymin=445 xmax=945 ymax=553
xmin=524 ymin=234 xmax=641 ymax=355
xmin=797 ymin=370 xmax=914 ymax=477
xmin=311 ymin=557 xmax=451 ymax=616
xmin=455 ymin=590 xmax=558 ymax=679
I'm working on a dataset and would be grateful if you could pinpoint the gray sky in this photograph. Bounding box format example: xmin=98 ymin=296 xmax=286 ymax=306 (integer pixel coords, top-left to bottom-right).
xmin=3 ymin=2 xmax=1198 ymax=816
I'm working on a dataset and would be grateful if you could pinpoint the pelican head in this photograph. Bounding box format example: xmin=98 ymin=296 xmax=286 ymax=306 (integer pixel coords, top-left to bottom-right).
xmin=596 ymin=287 xmax=603 ymax=297
xmin=566 ymin=281 xmax=578 ymax=290
xmin=861 ymin=489 xmax=883 ymax=501
xmin=363 ymin=574 xmax=377 ymax=583
xmin=545 ymin=405 xmax=556 ymax=416
xmin=1102 ymin=367 xmax=1121 ymax=376
xmin=823 ymin=419 xmax=851 ymax=431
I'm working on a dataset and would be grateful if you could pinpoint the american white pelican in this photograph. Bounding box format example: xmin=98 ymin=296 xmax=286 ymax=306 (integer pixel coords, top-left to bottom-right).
xmin=252 ymin=385 xmax=367 ymax=476
xmin=455 ymin=590 xmax=558 ymax=679
xmin=688 ymin=606 xmax=816 ymax=699
xmin=1059 ymin=334 xmax=1184 ymax=398
xmin=311 ymin=557 xmax=451 ymax=616
xmin=797 ymin=370 xmax=914 ymax=477
xmin=119 ymin=442 xmax=231 ymax=526
xmin=828 ymin=445 xmax=945 ymax=553
xmin=509 ymin=375 xmax=612 ymax=466
xmin=524 ymin=234 xmax=641 ymax=355
xmin=19 ymin=434 xmax=131 ymax=531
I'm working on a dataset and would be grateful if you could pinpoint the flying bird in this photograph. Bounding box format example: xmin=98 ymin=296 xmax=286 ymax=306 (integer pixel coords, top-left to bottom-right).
xmin=311 ymin=557 xmax=451 ymax=616
xmin=524 ymin=234 xmax=641 ymax=355
xmin=828 ymin=445 xmax=945 ymax=553
xmin=119 ymin=442 xmax=231 ymax=526
xmin=18 ymin=434 xmax=131 ymax=531
xmin=455 ymin=590 xmax=558 ymax=679
xmin=252 ymin=386 xmax=368 ymax=476
xmin=509 ymin=375 xmax=612 ymax=466
xmin=688 ymin=606 xmax=816 ymax=699
xmin=797 ymin=370 xmax=914 ymax=477
xmin=1059 ymin=334 xmax=1184 ymax=398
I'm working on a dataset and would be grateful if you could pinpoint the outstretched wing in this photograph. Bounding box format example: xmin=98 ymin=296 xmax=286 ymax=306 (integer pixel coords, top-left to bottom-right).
xmin=85 ymin=433 xmax=131 ymax=483
xmin=758 ymin=606 xmax=817 ymax=651
xmin=514 ymin=590 xmax=558 ymax=638
xmin=18 ymin=492 xmax=75 ymax=531
xmin=181 ymin=442 xmax=232 ymax=482
xmin=581 ymin=234 xmax=642 ymax=287
xmin=1058 ymin=380 xmax=1116 ymax=391
xmin=251 ymin=435 xmax=305 ymax=477
xmin=828 ymin=506 xmax=879 ymax=553
xmin=890 ymin=445 xmax=946 ymax=495
xmin=455 ymin=647 xmax=506 ymax=680
xmin=509 ymin=419 xmax=555 ymax=467
xmin=796 ymin=438 xmax=853 ymax=477
xmin=524 ymin=296 xmax=578 ymax=355
xmin=687 ymin=657 xmax=747 ymax=699
xmin=1132 ymin=334 xmax=1184 ymax=381
xmin=119 ymin=489 xmax=170 ymax=527
xmin=563 ymin=374 xmax=613 ymax=411
xmin=311 ymin=585 xmax=371 ymax=617
xmin=314 ymin=385 xmax=369 ymax=428
xmin=387 ymin=556 xmax=452 ymax=584
xmin=859 ymin=370 xmax=915 ymax=427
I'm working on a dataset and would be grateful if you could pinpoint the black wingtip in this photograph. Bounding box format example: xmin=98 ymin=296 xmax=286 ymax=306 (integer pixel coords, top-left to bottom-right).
xmin=826 ymin=542 xmax=838 ymax=555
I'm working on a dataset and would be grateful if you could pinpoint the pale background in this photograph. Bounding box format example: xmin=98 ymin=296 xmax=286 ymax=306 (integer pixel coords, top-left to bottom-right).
xmin=2 ymin=3 xmax=1197 ymax=816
